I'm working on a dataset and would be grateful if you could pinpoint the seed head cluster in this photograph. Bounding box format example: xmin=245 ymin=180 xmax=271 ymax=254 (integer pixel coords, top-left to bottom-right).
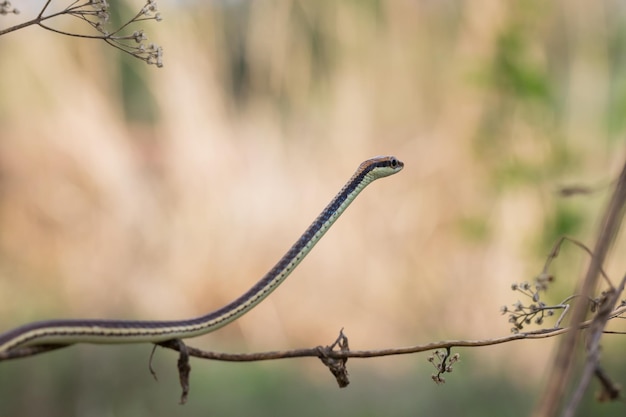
xmin=0 ymin=1 xmax=18 ymax=15
xmin=85 ymin=0 xmax=164 ymax=67
xmin=428 ymin=349 xmax=460 ymax=385
xmin=501 ymin=275 xmax=557 ymax=333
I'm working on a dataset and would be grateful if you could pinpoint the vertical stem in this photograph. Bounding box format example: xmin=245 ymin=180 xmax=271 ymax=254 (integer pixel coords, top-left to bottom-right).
xmin=533 ymin=155 xmax=626 ymax=417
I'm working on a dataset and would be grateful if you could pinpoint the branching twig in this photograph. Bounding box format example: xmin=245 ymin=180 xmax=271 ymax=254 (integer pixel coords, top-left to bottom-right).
xmin=0 ymin=0 xmax=163 ymax=67
xmin=501 ymin=236 xmax=615 ymax=335
xmin=541 ymin=236 xmax=613 ymax=288
xmin=428 ymin=347 xmax=460 ymax=384
xmin=147 ymin=306 xmax=620 ymax=399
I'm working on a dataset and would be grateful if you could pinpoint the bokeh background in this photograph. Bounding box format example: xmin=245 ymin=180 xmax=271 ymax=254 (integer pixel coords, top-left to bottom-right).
xmin=1 ymin=0 xmax=626 ymax=416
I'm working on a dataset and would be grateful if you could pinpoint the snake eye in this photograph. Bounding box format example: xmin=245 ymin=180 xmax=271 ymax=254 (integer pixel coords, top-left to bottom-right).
xmin=390 ymin=157 xmax=398 ymax=168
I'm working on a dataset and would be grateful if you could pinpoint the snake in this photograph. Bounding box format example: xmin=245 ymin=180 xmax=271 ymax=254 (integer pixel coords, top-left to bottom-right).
xmin=0 ymin=156 xmax=403 ymax=356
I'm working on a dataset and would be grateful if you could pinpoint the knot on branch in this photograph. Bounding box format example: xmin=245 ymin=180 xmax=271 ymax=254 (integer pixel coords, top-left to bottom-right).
xmin=316 ymin=329 xmax=350 ymax=388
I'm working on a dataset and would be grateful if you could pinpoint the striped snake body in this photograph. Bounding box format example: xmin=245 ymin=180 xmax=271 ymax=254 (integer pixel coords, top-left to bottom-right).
xmin=0 ymin=156 xmax=403 ymax=355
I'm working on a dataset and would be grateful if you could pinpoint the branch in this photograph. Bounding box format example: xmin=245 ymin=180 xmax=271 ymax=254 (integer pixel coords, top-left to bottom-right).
xmin=152 ymin=307 xmax=626 ymax=362
xmin=147 ymin=307 xmax=626 ymax=402
xmin=1 ymin=303 xmax=624 ymax=404
xmin=0 ymin=0 xmax=163 ymax=67
xmin=152 ymin=308 xmax=625 ymax=402
xmin=0 ymin=1 xmax=72 ymax=37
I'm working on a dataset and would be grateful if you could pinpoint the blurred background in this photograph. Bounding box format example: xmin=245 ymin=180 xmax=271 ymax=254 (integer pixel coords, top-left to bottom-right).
xmin=1 ymin=0 xmax=626 ymax=415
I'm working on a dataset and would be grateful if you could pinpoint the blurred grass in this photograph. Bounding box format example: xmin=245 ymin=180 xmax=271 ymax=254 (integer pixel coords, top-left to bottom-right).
xmin=0 ymin=0 xmax=625 ymax=415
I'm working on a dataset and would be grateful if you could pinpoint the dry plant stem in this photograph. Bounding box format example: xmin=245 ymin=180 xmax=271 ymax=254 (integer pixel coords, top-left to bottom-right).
xmin=594 ymin=366 xmax=623 ymax=403
xmin=153 ymin=306 xmax=626 ymax=363
xmin=152 ymin=339 xmax=191 ymax=404
xmin=561 ymin=274 xmax=626 ymax=417
xmin=534 ymin=157 xmax=626 ymax=417
xmin=510 ymin=236 xmax=612 ymax=331
xmin=174 ymin=339 xmax=191 ymax=405
xmin=31 ymin=19 xmax=147 ymax=58
xmin=542 ymin=236 xmax=613 ymax=288
xmin=148 ymin=344 xmax=159 ymax=381
xmin=0 ymin=0 xmax=96 ymax=37
xmin=0 ymin=0 xmax=163 ymax=66
xmin=0 ymin=2 xmax=62 ymax=36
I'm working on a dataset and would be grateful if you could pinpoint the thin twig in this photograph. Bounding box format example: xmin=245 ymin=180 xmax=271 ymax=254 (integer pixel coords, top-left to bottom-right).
xmin=594 ymin=366 xmax=623 ymax=403
xmin=37 ymin=22 xmax=109 ymax=39
xmin=37 ymin=0 xmax=53 ymax=19
xmin=542 ymin=236 xmax=613 ymax=288
xmin=0 ymin=1 xmax=72 ymax=36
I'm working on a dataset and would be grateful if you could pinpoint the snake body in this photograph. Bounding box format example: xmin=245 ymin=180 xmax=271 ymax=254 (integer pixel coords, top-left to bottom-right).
xmin=0 ymin=156 xmax=403 ymax=355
